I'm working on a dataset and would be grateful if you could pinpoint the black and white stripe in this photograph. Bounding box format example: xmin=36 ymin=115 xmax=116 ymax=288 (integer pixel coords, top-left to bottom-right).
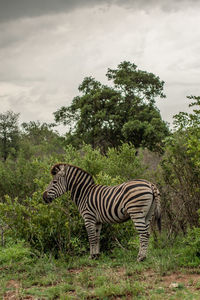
xmin=43 ymin=163 xmax=161 ymax=261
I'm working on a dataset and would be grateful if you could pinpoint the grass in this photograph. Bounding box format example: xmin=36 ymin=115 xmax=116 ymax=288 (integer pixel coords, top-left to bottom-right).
xmin=1 ymin=239 xmax=200 ymax=299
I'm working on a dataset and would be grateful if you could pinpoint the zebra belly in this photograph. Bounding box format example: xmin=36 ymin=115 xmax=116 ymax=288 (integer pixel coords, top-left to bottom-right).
xmin=96 ymin=204 xmax=130 ymax=224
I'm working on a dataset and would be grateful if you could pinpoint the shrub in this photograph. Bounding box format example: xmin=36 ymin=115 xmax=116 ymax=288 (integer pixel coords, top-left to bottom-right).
xmin=0 ymin=239 xmax=32 ymax=267
xmin=158 ymin=96 xmax=200 ymax=233
xmin=179 ymin=210 xmax=200 ymax=267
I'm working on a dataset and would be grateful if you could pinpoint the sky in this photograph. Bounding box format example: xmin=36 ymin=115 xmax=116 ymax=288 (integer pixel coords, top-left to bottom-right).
xmin=0 ymin=0 xmax=200 ymax=133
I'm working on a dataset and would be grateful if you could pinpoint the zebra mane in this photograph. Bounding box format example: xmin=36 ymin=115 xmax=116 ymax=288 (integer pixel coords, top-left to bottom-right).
xmin=50 ymin=163 xmax=94 ymax=180
xmin=50 ymin=163 xmax=66 ymax=175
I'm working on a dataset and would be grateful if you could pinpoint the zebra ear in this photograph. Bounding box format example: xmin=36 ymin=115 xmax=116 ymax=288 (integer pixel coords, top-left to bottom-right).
xmin=51 ymin=164 xmax=65 ymax=176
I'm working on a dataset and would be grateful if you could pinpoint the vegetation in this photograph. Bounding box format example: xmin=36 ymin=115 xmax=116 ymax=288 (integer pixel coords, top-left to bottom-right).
xmin=0 ymin=110 xmax=20 ymax=161
xmin=0 ymin=61 xmax=199 ymax=298
xmin=54 ymin=61 xmax=169 ymax=152
xmin=1 ymin=238 xmax=200 ymax=299
xmin=159 ymin=95 xmax=200 ymax=233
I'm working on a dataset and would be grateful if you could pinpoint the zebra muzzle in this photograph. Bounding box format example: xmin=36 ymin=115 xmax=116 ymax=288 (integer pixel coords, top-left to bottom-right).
xmin=43 ymin=191 xmax=53 ymax=203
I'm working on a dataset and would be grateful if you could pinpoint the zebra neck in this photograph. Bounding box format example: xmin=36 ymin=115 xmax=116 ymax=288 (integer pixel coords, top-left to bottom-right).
xmin=67 ymin=166 xmax=95 ymax=207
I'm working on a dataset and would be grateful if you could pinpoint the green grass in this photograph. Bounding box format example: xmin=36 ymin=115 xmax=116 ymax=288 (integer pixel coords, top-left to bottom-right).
xmin=1 ymin=239 xmax=200 ymax=299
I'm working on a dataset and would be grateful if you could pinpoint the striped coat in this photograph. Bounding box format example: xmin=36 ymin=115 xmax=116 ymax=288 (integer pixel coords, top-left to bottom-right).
xmin=43 ymin=163 xmax=161 ymax=261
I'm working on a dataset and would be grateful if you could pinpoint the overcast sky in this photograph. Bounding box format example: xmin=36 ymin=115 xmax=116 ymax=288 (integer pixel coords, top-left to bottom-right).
xmin=0 ymin=0 xmax=200 ymax=133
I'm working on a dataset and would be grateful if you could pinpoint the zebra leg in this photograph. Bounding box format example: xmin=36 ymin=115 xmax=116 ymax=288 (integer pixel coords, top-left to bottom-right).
xmin=137 ymin=228 xmax=150 ymax=262
xmin=129 ymin=213 xmax=150 ymax=262
xmin=84 ymin=219 xmax=101 ymax=259
xmin=137 ymin=199 xmax=156 ymax=261
xmin=96 ymin=223 xmax=102 ymax=255
xmin=136 ymin=200 xmax=156 ymax=261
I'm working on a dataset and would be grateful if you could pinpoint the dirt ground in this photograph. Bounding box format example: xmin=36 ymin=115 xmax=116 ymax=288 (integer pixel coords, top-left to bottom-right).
xmin=3 ymin=269 xmax=200 ymax=299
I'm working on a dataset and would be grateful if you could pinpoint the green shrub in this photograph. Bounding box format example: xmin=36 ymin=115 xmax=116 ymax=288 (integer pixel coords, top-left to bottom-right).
xmin=179 ymin=211 xmax=200 ymax=267
xmin=0 ymin=240 xmax=32 ymax=267
xmin=0 ymin=188 xmax=87 ymax=255
xmin=64 ymin=143 xmax=146 ymax=181
xmin=159 ymin=96 xmax=200 ymax=233
xmin=179 ymin=227 xmax=200 ymax=267
xmin=0 ymin=157 xmax=39 ymax=200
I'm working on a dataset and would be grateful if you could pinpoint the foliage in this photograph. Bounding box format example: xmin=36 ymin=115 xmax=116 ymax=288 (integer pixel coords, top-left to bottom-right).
xmin=0 ymin=193 xmax=87 ymax=255
xmin=64 ymin=143 xmax=146 ymax=182
xmin=0 ymin=121 xmax=66 ymax=202
xmin=179 ymin=226 xmax=200 ymax=267
xmin=175 ymin=210 xmax=200 ymax=267
xmin=0 ymin=157 xmax=39 ymax=200
xmin=54 ymin=61 xmax=169 ymax=152
xmin=0 ymin=239 xmax=32 ymax=266
xmin=0 ymin=111 xmax=20 ymax=161
xmin=173 ymin=95 xmax=200 ymax=171
xmin=20 ymin=121 xmax=66 ymax=159
xmin=159 ymin=96 xmax=200 ymax=232
xmin=106 ymin=61 xmax=166 ymax=101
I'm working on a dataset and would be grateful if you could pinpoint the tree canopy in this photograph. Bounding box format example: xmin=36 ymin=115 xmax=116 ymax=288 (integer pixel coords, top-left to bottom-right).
xmin=54 ymin=61 xmax=169 ymax=152
xmin=0 ymin=111 xmax=20 ymax=161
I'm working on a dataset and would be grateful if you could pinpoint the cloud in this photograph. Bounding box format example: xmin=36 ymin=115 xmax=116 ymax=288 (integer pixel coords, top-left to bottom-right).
xmin=0 ymin=0 xmax=107 ymax=23
xmin=0 ymin=0 xmax=199 ymax=23
xmin=0 ymin=0 xmax=75 ymax=23
xmin=0 ymin=1 xmax=200 ymax=131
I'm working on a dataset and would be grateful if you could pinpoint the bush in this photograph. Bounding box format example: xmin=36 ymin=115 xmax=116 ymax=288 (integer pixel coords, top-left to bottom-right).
xmin=179 ymin=227 xmax=200 ymax=267
xmin=0 ymin=240 xmax=32 ymax=267
xmin=64 ymin=143 xmax=146 ymax=182
xmin=158 ymin=97 xmax=200 ymax=233
xmin=159 ymin=132 xmax=200 ymax=233
xmin=179 ymin=210 xmax=200 ymax=267
xmin=0 ymin=157 xmax=39 ymax=200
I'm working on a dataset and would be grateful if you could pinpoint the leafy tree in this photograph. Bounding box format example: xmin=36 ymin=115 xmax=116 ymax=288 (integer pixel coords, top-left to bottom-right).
xmin=106 ymin=61 xmax=166 ymax=102
xmin=54 ymin=77 xmax=123 ymax=149
xmin=21 ymin=121 xmax=55 ymax=144
xmin=173 ymin=95 xmax=200 ymax=129
xmin=173 ymin=95 xmax=200 ymax=171
xmin=54 ymin=61 xmax=169 ymax=152
xmin=20 ymin=121 xmax=66 ymax=159
xmin=160 ymin=96 xmax=200 ymax=232
xmin=0 ymin=111 xmax=20 ymax=161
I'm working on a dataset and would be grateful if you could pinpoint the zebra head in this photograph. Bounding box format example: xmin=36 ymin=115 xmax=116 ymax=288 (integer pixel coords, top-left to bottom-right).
xmin=43 ymin=163 xmax=67 ymax=203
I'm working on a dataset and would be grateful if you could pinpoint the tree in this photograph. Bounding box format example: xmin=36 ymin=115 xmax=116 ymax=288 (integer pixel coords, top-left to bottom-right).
xmin=106 ymin=61 xmax=166 ymax=102
xmin=22 ymin=121 xmax=56 ymax=144
xmin=54 ymin=77 xmax=123 ymax=150
xmin=0 ymin=111 xmax=20 ymax=161
xmin=20 ymin=121 xmax=65 ymax=158
xmin=173 ymin=95 xmax=200 ymax=171
xmin=54 ymin=61 xmax=169 ymax=152
xmin=160 ymin=96 xmax=200 ymax=232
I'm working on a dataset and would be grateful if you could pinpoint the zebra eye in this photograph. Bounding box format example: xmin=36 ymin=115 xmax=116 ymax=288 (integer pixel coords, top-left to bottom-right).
xmin=53 ymin=180 xmax=57 ymax=184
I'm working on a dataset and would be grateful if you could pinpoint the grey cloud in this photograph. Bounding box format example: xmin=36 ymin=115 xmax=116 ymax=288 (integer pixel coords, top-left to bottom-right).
xmin=0 ymin=0 xmax=199 ymax=23
xmin=114 ymin=0 xmax=200 ymax=12
xmin=0 ymin=0 xmax=107 ymax=23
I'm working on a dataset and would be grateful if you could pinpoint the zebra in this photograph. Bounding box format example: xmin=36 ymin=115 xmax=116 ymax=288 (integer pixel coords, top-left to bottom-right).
xmin=43 ymin=163 xmax=161 ymax=261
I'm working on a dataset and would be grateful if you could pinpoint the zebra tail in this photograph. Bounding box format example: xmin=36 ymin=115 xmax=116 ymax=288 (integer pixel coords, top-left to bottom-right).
xmin=151 ymin=183 xmax=161 ymax=232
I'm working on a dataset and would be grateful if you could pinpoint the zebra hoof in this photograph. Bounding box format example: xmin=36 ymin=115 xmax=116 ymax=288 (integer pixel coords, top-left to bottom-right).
xmin=137 ymin=255 xmax=146 ymax=262
xmin=89 ymin=254 xmax=99 ymax=260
